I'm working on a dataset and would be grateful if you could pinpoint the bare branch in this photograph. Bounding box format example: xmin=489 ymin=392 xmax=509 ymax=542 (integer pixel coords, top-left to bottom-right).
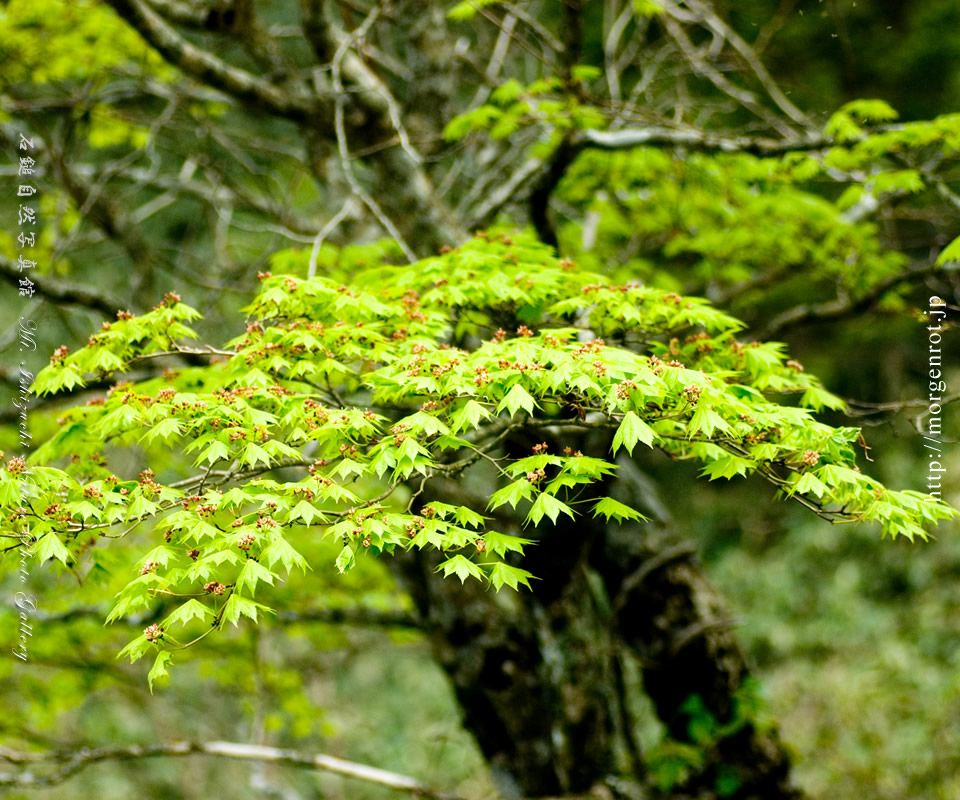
xmin=658 ymin=10 xmax=799 ymax=138
xmin=469 ymin=12 xmax=517 ymax=109
xmin=327 ymin=4 xmax=417 ymax=262
xmin=0 ymin=740 xmax=463 ymax=798
xmin=308 ymin=198 xmax=357 ymax=278
xmin=468 ymin=156 xmax=544 ymax=229
xmin=501 ymin=2 xmax=565 ymax=54
xmin=668 ymin=0 xmax=813 ymax=130
xmin=604 ymin=0 xmax=635 ymax=106
xmin=0 ymin=254 xmax=124 ymax=317
xmin=301 ymin=0 xmax=466 ymax=247
xmin=47 ymin=143 xmax=158 ymax=304
xmin=581 ymin=124 xmax=835 ymax=154
xmin=758 ymin=260 xmax=940 ymax=338
xmin=144 ymin=0 xmax=211 ymax=27
xmin=103 ymin=0 xmax=323 ymax=121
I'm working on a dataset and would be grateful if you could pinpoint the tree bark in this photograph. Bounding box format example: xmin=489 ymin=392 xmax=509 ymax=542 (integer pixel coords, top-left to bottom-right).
xmin=396 ymin=497 xmax=617 ymax=798
xmin=394 ymin=453 xmax=803 ymax=800
xmin=593 ymin=463 xmax=801 ymax=799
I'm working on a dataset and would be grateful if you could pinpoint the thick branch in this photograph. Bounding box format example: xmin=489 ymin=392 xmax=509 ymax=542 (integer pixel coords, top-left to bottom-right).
xmin=578 ymin=126 xmax=830 ymax=155
xmin=474 ymin=122 xmax=838 ymax=233
xmin=0 ymin=254 xmax=123 ymax=317
xmin=48 ymin=146 xmax=155 ymax=305
xmin=529 ymin=135 xmax=579 ymax=248
xmin=758 ymin=261 xmax=940 ymax=338
xmin=103 ymin=0 xmax=323 ymax=121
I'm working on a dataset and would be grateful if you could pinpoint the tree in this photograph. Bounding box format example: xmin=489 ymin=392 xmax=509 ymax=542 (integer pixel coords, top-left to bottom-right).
xmin=1 ymin=2 xmax=958 ymax=799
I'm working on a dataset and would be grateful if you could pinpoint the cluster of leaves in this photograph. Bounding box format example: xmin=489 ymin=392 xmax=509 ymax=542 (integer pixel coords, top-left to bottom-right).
xmin=556 ymin=146 xmax=910 ymax=302
xmin=818 ymin=100 xmax=960 ymax=218
xmin=0 ymin=0 xmax=172 ymax=146
xmin=443 ymin=69 xmax=607 ymax=158
xmin=0 ymin=0 xmax=168 ymax=87
xmin=646 ymin=680 xmax=776 ymax=795
xmin=2 ymin=233 xmax=954 ymax=686
xmin=447 ymin=64 xmax=960 ymax=292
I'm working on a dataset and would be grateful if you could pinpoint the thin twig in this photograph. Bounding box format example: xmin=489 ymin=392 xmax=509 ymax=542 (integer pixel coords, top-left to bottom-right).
xmin=308 ymin=198 xmax=357 ymax=279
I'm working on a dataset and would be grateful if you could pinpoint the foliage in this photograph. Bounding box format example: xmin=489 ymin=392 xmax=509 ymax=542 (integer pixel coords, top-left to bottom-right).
xmin=646 ymin=679 xmax=773 ymax=795
xmin=2 ymin=232 xmax=953 ymax=686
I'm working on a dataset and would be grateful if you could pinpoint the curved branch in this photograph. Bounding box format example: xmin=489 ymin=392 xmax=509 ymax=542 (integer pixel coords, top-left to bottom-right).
xmin=103 ymin=0 xmax=323 ymax=121
xmin=0 ymin=254 xmax=124 ymax=317
xmin=758 ymin=260 xmax=940 ymax=338
xmin=658 ymin=10 xmax=799 ymax=138
xmin=471 ymin=125 xmax=830 ymax=234
xmin=668 ymin=0 xmax=813 ymax=131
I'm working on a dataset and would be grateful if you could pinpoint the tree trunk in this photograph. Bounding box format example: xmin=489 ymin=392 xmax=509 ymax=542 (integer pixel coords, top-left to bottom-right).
xmin=396 ymin=497 xmax=618 ymax=798
xmin=393 ymin=454 xmax=803 ymax=799
xmin=593 ymin=463 xmax=801 ymax=799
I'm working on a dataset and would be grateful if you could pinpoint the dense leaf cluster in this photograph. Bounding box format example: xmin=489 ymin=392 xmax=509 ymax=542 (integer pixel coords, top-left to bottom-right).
xmin=3 ymin=233 xmax=954 ymax=687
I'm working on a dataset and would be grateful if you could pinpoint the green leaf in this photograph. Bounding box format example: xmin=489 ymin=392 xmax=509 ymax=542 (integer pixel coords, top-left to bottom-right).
xmin=839 ymin=98 xmax=899 ymax=123
xmin=527 ymin=492 xmax=574 ymax=526
xmin=452 ymin=505 xmax=489 ymax=528
xmin=241 ymin=442 xmax=271 ymax=468
xmin=633 ymin=0 xmax=664 ymax=16
xmin=436 ymin=554 xmax=484 ymax=583
xmin=141 ymin=417 xmax=182 ymax=445
xmin=794 ymin=470 xmax=828 ymax=499
xmin=936 ymin=235 xmax=960 ymax=266
xmin=336 ymin=545 xmax=356 ymax=574
xmin=612 ymin=411 xmax=656 ymax=455
xmin=147 ymin=651 xmax=173 ymax=694
xmin=261 ymin=536 xmax=310 ymax=572
xmin=488 ymin=478 xmax=535 ymax=510
xmin=481 ymin=530 xmax=534 ymax=557
xmin=592 ymin=497 xmax=647 ymax=522
xmin=235 ymin=559 xmax=278 ymax=596
xmin=699 ymin=456 xmax=754 ymax=480
xmin=33 ymin=533 xmax=70 ymax=565
xmin=800 ymin=386 xmax=847 ymax=412
xmin=163 ymin=599 xmax=214 ymax=628
xmin=571 ymin=65 xmax=602 ymax=82
xmin=288 ymin=500 xmax=326 ymax=526
xmin=221 ymin=594 xmax=262 ymax=626
xmin=220 ymin=487 xmax=253 ymax=508
xmin=497 ymin=384 xmax=537 ymax=417
xmin=117 ymin=634 xmax=151 ymax=664
xmin=128 ymin=494 xmax=160 ymax=519
xmin=197 ymin=439 xmax=230 ymax=466
xmin=564 ymin=455 xmax=617 ymax=478
xmin=451 ymin=399 xmax=491 ymax=432
xmin=486 ymin=561 xmax=535 ymax=591
xmin=447 ymin=0 xmax=498 ymax=21
xmin=491 ymin=78 xmax=524 ymax=105
xmin=689 ymin=406 xmax=730 ymax=439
